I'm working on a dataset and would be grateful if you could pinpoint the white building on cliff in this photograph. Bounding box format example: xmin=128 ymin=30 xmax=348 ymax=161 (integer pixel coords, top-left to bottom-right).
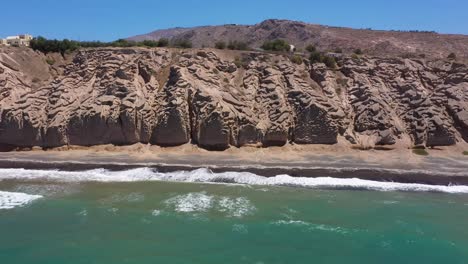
xmin=0 ymin=34 xmax=33 ymax=47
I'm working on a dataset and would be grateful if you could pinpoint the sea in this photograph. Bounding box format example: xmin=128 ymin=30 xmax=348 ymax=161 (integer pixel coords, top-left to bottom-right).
xmin=1 ymin=168 xmax=468 ymax=264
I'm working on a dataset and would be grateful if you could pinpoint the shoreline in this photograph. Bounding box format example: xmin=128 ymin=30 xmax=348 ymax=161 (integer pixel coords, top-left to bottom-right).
xmin=1 ymin=159 xmax=468 ymax=186
xmin=0 ymin=145 xmax=467 ymax=186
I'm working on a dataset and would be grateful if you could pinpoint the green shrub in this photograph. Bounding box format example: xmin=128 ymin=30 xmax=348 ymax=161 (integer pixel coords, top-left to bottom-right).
xmin=322 ymin=56 xmax=337 ymax=68
xmin=140 ymin=39 xmax=169 ymax=48
xmin=412 ymin=148 xmax=429 ymax=156
xmin=305 ymin=44 xmax=316 ymax=53
xmin=334 ymin=48 xmax=343 ymax=53
xmin=308 ymin=51 xmax=336 ymax=68
xmin=354 ymin=48 xmax=363 ymax=55
xmin=196 ymin=51 xmax=208 ymax=57
xmin=290 ymin=55 xmax=303 ymax=65
xmin=30 ymin=37 xmax=79 ymax=55
xmin=402 ymin=53 xmax=417 ymax=59
xmin=261 ymin=39 xmax=290 ymax=52
xmin=111 ymin=39 xmax=137 ymax=47
xmin=157 ymin=38 xmax=169 ymax=47
xmin=45 ymin=58 xmax=55 ymax=65
xmin=215 ymin=41 xmax=226 ymax=49
xmin=463 ymin=151 xmax=468 ymax=155
xmin=309 ymin=51 xmax=323 ymax=63
xmin=351 ymin=54 xmax=360 ymax=60
xmin=447 ymin=53 xmax=456 ymax=60
xmin=227 ymin=41 xmax=249 ymax=50
xmin=77 ymin=41 xmax=108 ymax=48
xmin=30 ymin=36 xmax=173 ymax=55
xmin=141 ymin=40 xmax=159 ymax=47
xmin=171 ymin=39 xmax=192 ymax=48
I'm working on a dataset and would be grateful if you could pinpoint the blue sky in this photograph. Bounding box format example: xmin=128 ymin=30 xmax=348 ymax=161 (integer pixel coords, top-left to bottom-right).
xmin=2 ymin=0 xmax=467 ymax=41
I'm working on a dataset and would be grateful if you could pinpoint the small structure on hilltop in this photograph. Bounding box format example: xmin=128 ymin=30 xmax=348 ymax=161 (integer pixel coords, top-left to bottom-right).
xmin=289 ymin=44 xmax=296 ymax=52
xmin=0 ymin=34 xmax=33 ymax=47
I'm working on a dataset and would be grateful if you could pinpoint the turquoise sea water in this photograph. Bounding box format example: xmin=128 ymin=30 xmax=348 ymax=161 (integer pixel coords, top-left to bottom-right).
xmin=1 ymin=168 xmax=468 ymax=264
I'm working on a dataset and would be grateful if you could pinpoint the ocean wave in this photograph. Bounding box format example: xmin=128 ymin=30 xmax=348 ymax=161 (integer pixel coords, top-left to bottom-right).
xmin=164 ymin=192 xmax=214 ymax=213
xmin=151 ymin=209 xmax=162 ymax=216
xmin=163 ymin=191 xmax=256 ymax=218
xmin=271 ymin=220 xmax=352 ymax=234
xmin=232 ymin=224 xmax=248 ymax=234
xmin=0 ymin=168 xmax=468 ymax=193
xmin=0 ymin=191 xmax=42 ymax=210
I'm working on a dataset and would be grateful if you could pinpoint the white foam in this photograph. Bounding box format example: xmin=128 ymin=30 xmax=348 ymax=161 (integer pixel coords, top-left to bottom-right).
xmin=108 ymin=208 xmax=119 ymax=214
xmin=0 ymin=191 xmax=42 ymax=210
xmin=151 ymin=209 xmax=161 ymax=216
xmin=164 ymin=192 xmax=214 ymax=213
xmin=77 ymin=209 xmax=88 ymax=216
xmin=218 ymin=197 xmax=256 ymax=218
xmin=272 ymin=220 xmax=352 ymax=234
xmin=163 ymin=192 xmax=256 ymax=217
xmin=0 ymin=168 xmax=468 ymax=193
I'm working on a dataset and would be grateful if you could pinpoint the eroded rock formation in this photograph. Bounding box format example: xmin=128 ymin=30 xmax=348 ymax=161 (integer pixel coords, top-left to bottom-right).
xmin=0 ymin=47 xmax=467 ymax=150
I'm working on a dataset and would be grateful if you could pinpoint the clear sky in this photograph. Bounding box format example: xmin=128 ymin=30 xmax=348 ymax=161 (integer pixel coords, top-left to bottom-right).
xmin=2 ymin=0 xmax=467 ymax=41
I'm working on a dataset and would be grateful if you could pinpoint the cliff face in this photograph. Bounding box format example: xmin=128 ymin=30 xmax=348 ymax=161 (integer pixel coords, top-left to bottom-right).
xmin=0 ymin=47 xmax=467 ymax=150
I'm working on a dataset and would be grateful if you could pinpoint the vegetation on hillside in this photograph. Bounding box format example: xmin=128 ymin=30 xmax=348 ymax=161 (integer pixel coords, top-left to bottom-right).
xmin=213 ymin=40 xmax=249 ymax=50
xmin=215 ymin=41 xmax=226 ymax=49
xmin=170 ymin=39 xmax=192 ymax=48
xmin=354 ymin=48 xmax=363 ymax=55
xmin=29 ymin=37 xmax=79 ymax=55
xmin=227 ymin=41 xmax=250 ymax=50
xmin=30 ymin=36 xmax=366 ymax=71
xmin=290 ymin=54 xmax=303 ymax=65
xmin=261 ymin=39 xmax=290 ymax=52
xmin=305 ymin=44 xmax=316 ymax=53
xmin=306 ymin=44 xmax=337 ymax=68
xmin=29 ymin=36 xmax=181 ymax=54
xmin=412 ymin=148 xmax=429 ymax=156
xmin=447 ymin=53 xmax=457 ymax=60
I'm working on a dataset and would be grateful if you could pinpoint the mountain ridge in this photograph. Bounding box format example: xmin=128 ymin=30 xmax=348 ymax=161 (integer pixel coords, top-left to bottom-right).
xmin=128 ymin=19 xmax=468 ymax=60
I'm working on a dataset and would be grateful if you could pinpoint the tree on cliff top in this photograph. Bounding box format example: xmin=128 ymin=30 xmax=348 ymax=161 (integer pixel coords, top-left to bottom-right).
xmin=30 ymin=37 xmax=79 ymax=55
xmin=447 ymin=53 xmax=456 ymax=60
xmin=261 ymin=39 xmax=290 ymax=52
xmin=227 ymin=41 xmax=249 ymax=50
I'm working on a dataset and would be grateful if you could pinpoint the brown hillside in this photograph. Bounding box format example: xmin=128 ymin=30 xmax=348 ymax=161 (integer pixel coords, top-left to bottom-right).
xmin=128 ymin=19 xmax=468 ymax=60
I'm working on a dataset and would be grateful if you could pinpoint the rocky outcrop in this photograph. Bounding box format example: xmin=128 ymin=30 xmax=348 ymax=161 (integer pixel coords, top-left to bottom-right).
xmin=0 ymin=47 xmax=467 ymax=150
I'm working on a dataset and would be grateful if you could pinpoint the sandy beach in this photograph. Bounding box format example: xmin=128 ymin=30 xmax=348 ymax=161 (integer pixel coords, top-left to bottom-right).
xmin=1 ymin=143 xmax=467 ymax=185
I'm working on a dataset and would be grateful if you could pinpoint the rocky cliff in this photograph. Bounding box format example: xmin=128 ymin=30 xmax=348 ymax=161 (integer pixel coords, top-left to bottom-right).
xmin=0 ymin=47 xmax=467 ymax=151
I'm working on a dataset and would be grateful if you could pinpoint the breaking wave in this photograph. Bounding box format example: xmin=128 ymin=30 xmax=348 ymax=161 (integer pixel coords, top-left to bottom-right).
xmin=0 ymin=191 xmax=42 ymax=210
xmin=271 ymin=220 xmax=357 ymax=235
xmin=163 ymin=192 xmax=256 ymax=218
xmin=0 ymin=168 xmax=468 ymax=193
